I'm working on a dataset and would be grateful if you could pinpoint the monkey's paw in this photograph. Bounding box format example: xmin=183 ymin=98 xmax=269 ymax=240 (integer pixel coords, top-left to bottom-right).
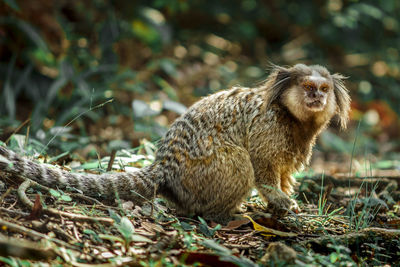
xmin=267 ymin=197 xmax=300 ymax=216
xmin=266 ymin=196 xmax=292 ymax=217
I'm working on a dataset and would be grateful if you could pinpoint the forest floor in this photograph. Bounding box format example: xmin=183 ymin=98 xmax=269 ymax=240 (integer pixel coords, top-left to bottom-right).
xmin=0 ymin=148 xmax=400 ymax=267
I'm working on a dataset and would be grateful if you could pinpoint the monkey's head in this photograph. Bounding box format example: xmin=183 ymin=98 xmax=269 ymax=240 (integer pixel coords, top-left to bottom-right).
xmin=267 ymin=64 xmax=351 ymax=129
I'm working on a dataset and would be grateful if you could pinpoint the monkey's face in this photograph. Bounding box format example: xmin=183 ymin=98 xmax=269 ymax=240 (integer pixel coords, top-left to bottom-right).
xmin=281 ymin=69 xmax=337 ymax=122
xmin=270 ymin=63 xmax=350 ymax=127
xmin=300 ymin=70 xmax=332 ymax=112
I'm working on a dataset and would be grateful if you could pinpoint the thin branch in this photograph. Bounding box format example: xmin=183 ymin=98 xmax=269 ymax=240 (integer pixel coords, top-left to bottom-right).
xmin=0 ymin=187 xmax=13 ymax=203
xmin=0 ymin=217 xmax=78 ymax=250
xmin=107 ymin=149 xmax=117 ymax=172
xmin=17 ymin=179 xmax=114 ymax=225
xmin=69 ymin=193 xmax=108 ymax=207
xmin=0 ymin=234 xmax=57 ymax=260
xmin=300 ymin=227 xmax=400 ymax=248
xmin=224 ymin=243 xmax=252 ymax=249
xmin=0 ymin=207 xmax=29 ymax=217
xmin=5 ymin=118 xmax=30 ymax=144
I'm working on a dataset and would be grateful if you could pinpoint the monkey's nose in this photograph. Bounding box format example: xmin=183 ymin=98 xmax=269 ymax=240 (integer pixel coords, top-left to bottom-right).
xmin=309 ymin=91 xmax=318 ymax=99
xmin=309 ymin=91 xmax=323 ymax=99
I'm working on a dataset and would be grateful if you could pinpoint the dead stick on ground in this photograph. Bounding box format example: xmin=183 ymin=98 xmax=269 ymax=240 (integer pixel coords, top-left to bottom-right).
xmin=224 ymin=243 xmax=252 ymax=249
xmin=0 ymin=187 xmax=13 ymax=203
xmin=107 ymin=149 xmax=117 ymax=172
xmin=5 ymin=118 xmax=30 ymax=144
xmin=344 ymin=175 xmax=400 ymax=180
xmin=0 ymin=217 xmax=78 ymax=250
xmin=18 ymin=180 xmax=114 ymax=225
xmin=68 ymin=257 xmax=140 ymax=267
xmin=69 ymin=193 xmax=108 ymax=207
xmin=0 ymin=207 xmax=29 ymax=217
xmin=24 ymin=124 xmax=30 ymax=149
xmin=301 ymin=227 xmax=400 ymax=248
xmin=0 ymin=233 xmax=57 ymax=260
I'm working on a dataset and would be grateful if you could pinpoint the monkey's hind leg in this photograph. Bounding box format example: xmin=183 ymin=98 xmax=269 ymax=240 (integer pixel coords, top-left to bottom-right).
xmin=178 ymin=145 xmax=255 ymax=224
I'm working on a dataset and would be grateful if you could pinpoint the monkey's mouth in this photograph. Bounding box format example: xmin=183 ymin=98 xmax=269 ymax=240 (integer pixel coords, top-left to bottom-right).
xmin=306 ymin=100 xmax=324 ymax=110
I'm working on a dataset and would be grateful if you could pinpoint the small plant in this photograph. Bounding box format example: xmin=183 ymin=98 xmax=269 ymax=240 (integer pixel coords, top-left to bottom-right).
xmin=347 ymin=181 xmax=384 ymax=231
xmin=315 ymin=174 xmax=344 ymax=224
xmin=317 ymin=173 xmax=326 ymax=216
xmin=347 ymin=157 xmax=384 ymax=231
xmin=296 ymin=245 xmax=357 ymax=266
xmin=49 ymin=188 xmax=72 ymax=202
xmin=182 ymin=232 xmax=199 ymax=251
xmin=0 ymin=257 xmax=32 ymax=267
xmin=198 ymin=217 xmax=221 ymax=238
xmin=115 ymin=216 xmax=152 ymax=250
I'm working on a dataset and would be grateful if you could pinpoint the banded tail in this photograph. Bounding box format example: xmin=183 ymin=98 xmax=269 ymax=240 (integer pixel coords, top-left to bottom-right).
xmin=0 ymin=146 xmax=158 ymax=203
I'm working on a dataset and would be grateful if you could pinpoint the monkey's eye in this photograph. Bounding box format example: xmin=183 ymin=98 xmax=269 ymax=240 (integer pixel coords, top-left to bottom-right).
xmin=303 ymin=84 xmax=314 ymax=91
xmin=320 ymin=86 xmax=329 ymax=92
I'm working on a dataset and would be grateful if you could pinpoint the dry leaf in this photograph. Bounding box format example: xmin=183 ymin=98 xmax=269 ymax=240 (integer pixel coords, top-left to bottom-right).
xmin=223 ymin=219 xmax=251 ymax=230
xmin=26 ymin=195 xmax=43 ymax=220
xmin=243 ymin=215 xmax=297 ymax=237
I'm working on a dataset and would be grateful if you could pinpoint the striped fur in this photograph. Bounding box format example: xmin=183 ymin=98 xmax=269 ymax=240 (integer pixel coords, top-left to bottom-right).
xmin=0 ymin=64 xmax=350 ymax=223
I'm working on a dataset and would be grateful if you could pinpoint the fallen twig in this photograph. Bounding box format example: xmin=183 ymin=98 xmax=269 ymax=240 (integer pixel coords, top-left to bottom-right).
xmin=17 ymin=180 xmax=114 ymax=225
xmin=107 ymin=149 xmax=117 ymax=172
xmin=300 ymin=227 xmax=400 ymax=249
xmin=68 ymin=257 xmax=141 ymax=267
xmin=4 ymin=118 xmax=30 ymax=144
xmin=0 ymin=233 xmax=57 ymax=260
xmin=0 ymin=217 xmax=78 ymax=250
xmin=0 ymin=187 xmax=13 ymax=203
xmin=0 ymin=207 xmax=29 ymax=217
xmin=69 ymin=193 xmax=108 ymax=206
xmin=224 ymin=243 xmax=252 ymax=249
xmin=49 ymin=223 xmax=79 ymax=244
xmin=339 ymin=175 xmax=400 ymax=180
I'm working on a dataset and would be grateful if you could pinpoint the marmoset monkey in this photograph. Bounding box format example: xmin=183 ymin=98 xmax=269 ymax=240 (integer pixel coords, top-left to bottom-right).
xmin=0 ymin=64 xmax=351 ymax=223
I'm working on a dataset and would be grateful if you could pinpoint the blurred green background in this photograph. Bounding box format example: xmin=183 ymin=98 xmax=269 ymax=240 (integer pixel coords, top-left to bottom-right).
xmin=0 ymin=0 xmax=399 ymax=161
